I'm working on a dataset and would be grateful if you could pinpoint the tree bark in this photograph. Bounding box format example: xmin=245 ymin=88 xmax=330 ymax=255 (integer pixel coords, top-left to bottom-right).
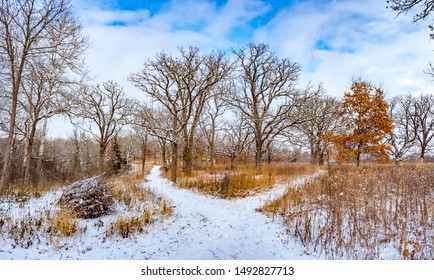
xmin=209 ymin=119 xmax=216 ymax=172
xmin=183 ymin=144 xmax=193 ymax=176
xmin=171 ymin=142 xmax=178 ymax=182
xmin=255 ymin=141 xmax=263 ymax=175
xmin=0 ymin=88 xmax=19 ymax=192
xmin=36 ymin=104 xmax=50 ymax=185
xmin=99 ymin=145 xmax=106 ymax=173
xmin=160 ymin=139 xmax=167 ymax=169
xmin=255 ymin=131 xmax=263 ymax=174
xmin=230 ymin=157 xmax=235 ymax=171
xmin=141 ymin=134 xmax=148 ymax=175
xmin=23 ymin=122 xmax=37 ymax=183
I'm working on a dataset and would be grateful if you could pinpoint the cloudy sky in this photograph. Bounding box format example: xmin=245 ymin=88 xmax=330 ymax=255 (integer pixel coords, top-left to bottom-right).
xmin=70 ymin=0 xmax=434 ymax=95
xmin=48 ymin=0 xmax=433 ymax=136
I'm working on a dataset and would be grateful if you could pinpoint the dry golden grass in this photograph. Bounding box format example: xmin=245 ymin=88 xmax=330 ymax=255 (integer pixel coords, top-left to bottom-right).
xmin=175 ymin=163 xmax=323 ymax=198
xmin=106 ymin=214 xmax=147 ymax=238
xmin=177 ymin=172 xmax=273 ymax=198
xmin=105 ymin=171 xmax=173 ymax=238
xmin=50 ymin=210 xmax=78 ymax=237
xmin=2 ymin=181 xmax=65 ymax=201
xmin=260 ymin=163 xmax=434 ymax=259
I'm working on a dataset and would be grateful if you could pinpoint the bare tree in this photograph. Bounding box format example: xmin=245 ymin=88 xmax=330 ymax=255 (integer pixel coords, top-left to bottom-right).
xmin=409 ymin=93 xmax=434 ymax=162
xmin=71 ymin=80 xmax=131 ymax=173
xmin=199 ymin=83 xmax=229 ymax=171
xmin=131 ymin=125 xmax=149 ymax=175
xmin=229 ymin=43 xmax=303 ymax=174
xmin=292 ymin=85 xmax=340 ymax=165
xmin=218 ymin=113 xmax=253 ymax=170
xmin=387 ymin=95 xmax=417 ymax=163
xmin=130 ymin=47 xmax=232 ymax=180
xmin=0 ymin=0 xmax=72 ymax=192
xmin=34 ymin=11 xmax=89 ymax=183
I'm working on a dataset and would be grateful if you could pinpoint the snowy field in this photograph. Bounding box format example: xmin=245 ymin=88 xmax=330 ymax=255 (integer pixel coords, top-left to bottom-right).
xmin=0 ymin=166 xmax=319 ymax=260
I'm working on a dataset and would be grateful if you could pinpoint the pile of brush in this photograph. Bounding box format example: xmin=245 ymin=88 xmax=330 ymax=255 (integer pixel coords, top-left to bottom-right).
xmin=58 ymin=177 xmax=115 ymax=219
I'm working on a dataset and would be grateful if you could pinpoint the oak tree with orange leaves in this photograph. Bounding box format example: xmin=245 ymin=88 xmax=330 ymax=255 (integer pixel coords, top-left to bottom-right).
xmin=326 ymin=80 xmax=393 ymax=166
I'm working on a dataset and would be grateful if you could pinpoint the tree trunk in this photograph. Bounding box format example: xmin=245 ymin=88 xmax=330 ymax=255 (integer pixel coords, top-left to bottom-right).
xmin=255 ymin=139 xmax=263 ymax=175
xmin=266 ymin=141 xmax=273 ymax=164
xmin=0 ymin=89 xmax=19 ymax=193
xmin=318 ymin=150 xmax=325 ymax=165
xmin=420 ymin=147 xmax=425 ymax=163
xmin=22 ymin=126 xmax=31 ymax=181
xmin=183 ymin=128 xmax=195 ymax=176
xmin=36 ymin=107 xmax=50 ymax=185
xmin=184 ymin=144 xmax=193 ymax=176
xmin=310 ymin=145 xmax=317 ymax=165
xmin=209 ymin=136 xmax=215 ymax=172
xmin=209 ymin=118 xmax=216 ymax=172
xmin=209 ymin=144 xmax=215 ymax=171
xmin=23 ymin=135 xmax=35 ymax=184
xmin=141 ymin=134 xmax=148 ymax=175
xmin=230 ymin=156 xmax=235 ymax=171
xmin=356 ymin=141 xmax=363 ymax=167
xmin=99 ymin=145 xmax=106 ymax=173
xmin=171 ymin=142 xmax=178 ymax=182
xmin=160 ymin=140 xmax=167 ymax=169
xmin=23 ymin=118 xmax=39 ymax=184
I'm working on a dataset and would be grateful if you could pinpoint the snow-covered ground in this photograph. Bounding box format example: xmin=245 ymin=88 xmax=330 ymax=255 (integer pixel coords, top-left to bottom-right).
xmin=0 ymin=166 xmax=320 ymax=260
xmin=137 ymin=166 xmax=316 ymax=260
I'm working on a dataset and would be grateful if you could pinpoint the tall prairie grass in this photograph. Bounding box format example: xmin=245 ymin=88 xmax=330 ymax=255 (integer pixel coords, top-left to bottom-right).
xmin=176 ymin=163 xmax=323 ymax=198
xmin=260 ymin=163 xmax=434 ymax=259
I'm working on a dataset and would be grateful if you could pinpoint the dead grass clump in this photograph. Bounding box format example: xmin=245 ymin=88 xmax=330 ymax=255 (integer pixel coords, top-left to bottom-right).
xmin=109 ymin=173 xmax=160 ymax=209
xmin=106 ymin=214 xmax=148 ymax=238
xmin=177 ymin=172 xmax=275 ymax=198
xmin=50 ymin=210 xmax=78 ymax=237
xmin=160 ymin=200 xmax=174 ymax=217
xmin=170 ymin=163 xmax=322 ymax=198
xmin=2 ymin=181 xmax=65 ymax=202
xmin=3 ymin=211 xmax=48 ymax=248
xmin=105 ymin=172 xmax=173 ymax=238
xmin=260 ymin=164 xmax=434 ymax=259
xmin=263 ymin=163 xmax=323 ymax=178
xmin=2 ymin=208 xmax=83 ymax=248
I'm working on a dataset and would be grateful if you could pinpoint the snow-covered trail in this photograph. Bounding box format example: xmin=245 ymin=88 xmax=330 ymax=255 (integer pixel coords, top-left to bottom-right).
xmin=0 ymin=165 xmax=319 ymax=260
xmin=140 ymin=165 xmax=315 ymax=260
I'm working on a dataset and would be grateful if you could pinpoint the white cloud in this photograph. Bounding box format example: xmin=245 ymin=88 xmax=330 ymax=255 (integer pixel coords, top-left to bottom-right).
xmin=70 ymin=0 xmax=272 ymax=101
xmin=253 ymin=0 xmax=434 ymax=97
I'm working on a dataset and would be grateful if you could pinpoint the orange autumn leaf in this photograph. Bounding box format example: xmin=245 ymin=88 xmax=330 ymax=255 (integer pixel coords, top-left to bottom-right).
xmin=325 ymin=80 xmax=393 ymax=166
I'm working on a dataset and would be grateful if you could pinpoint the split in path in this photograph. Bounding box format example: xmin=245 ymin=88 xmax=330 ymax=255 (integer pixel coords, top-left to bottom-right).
xmin=140 ymin=165 xmax=318 ymax=259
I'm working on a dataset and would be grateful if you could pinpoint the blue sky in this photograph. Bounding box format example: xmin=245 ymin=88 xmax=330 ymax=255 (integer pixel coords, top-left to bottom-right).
xmin=55 ymin=0 xmax=434 ymax=137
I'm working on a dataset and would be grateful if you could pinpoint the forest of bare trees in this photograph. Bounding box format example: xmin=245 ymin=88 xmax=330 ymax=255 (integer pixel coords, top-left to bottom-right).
xmin=1 ymin=0 xmax=434 ymax=193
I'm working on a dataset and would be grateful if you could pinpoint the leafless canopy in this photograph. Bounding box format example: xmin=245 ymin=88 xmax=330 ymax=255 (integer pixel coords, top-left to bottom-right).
xmin=388 ymin=0 xmax=434 ymax=38
xmin=0 ymin=0 xmax=79 ymax=191
xmin=229 ymin=43 xmax=303 ymax=173
xmin=129 ymin=46 xmax=233 ymax=180
xmin=71 ymin=80 xmax=131 ymax=172
xmin=388 ymin=95 xmax=417 ymax=162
